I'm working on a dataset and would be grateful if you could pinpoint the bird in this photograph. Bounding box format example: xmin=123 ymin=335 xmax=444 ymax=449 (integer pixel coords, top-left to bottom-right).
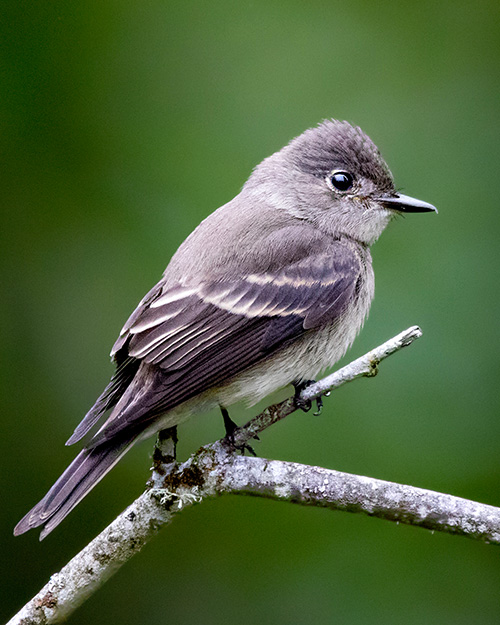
xmin=14 ymin=119 xmax=436 ymax=539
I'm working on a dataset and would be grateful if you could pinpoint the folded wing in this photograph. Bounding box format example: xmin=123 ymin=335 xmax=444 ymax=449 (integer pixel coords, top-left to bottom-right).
xmin=90 ymin=242 xmax=361 ymax=445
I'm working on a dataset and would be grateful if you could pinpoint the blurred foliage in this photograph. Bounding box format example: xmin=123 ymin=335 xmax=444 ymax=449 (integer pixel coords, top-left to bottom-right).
xmin=1 ymin=1 xmax=500 ymax=623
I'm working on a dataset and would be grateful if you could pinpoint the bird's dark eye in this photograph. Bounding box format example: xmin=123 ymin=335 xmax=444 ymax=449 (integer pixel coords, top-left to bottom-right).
xmin=329 ymin=171 xmax=354 ymax=192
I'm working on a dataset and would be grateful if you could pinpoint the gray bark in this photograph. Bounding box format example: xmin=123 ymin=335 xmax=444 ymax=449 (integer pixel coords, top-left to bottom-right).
xmin=10 ymin=327 xmax=499 ymax=625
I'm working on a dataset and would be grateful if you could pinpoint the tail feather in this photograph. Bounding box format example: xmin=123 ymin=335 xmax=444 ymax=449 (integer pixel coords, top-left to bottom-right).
xmin=65 ymin=358 xmax=140 ymax=446
xmin=14 ymin=434 xmax=137 ymax=540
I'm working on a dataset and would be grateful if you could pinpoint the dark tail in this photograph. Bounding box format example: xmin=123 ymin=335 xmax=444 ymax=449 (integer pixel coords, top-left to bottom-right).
xmin=14 ymin=434 xmax=137 ymax=540
xmin=65 ymin=357 xmax=140 ymax=446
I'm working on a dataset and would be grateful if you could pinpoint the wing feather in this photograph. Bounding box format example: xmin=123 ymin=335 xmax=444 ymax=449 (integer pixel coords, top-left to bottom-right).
xmin=91 ymin=241 xmax=362 ymax=445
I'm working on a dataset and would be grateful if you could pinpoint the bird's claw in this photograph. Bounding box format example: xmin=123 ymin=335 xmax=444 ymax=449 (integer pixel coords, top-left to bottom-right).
xmin=293 ymin=380 xmax=328 ymax=415
xmin=220 ymin=406 xmax=258 ymax=456
xmin=294 ymin=395 xmax=313 ymax=412
xmin=313 ymin=395 xmax=323 ymax=416
xmin=222 ymin=434 xmax=257 ymax=457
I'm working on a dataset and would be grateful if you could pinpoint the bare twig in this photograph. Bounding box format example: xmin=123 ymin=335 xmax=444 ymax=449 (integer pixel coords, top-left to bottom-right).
xmin=12 ymin=326 xmax=498 ymax=625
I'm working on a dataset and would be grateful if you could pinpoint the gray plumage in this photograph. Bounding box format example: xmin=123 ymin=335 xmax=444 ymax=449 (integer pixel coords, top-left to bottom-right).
xmin=14 ymin=120 xmax=436 ymax=539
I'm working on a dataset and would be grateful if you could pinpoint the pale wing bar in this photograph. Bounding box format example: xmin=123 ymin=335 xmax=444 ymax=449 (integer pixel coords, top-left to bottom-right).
xmin=88 ymin=245 xmax=361 ymax=446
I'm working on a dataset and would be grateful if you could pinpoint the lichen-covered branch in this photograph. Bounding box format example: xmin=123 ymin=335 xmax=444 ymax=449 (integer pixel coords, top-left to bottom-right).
xmin=215 ymin=455 xmax=500 ymax=542
xmin=10 ymin=451 xmax=500 ymax=625
xmin=8 ymin=493 xmax=171 ymax=625
xmin=13 ymin=326 xmax=499 ymax=625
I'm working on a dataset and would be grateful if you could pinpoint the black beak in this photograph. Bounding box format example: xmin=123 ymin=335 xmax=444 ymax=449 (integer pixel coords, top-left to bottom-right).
xmin=376 ymin=192 xmax=437 ymax=213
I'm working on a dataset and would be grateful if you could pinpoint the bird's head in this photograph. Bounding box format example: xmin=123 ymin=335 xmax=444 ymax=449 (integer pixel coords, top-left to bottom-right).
xmin=246 ymin=119 xmax=436 ymax=246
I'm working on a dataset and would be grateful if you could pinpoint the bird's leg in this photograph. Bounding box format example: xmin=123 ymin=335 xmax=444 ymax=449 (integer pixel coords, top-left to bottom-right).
xmin=153 ymin=426 xmax=178 ymax=465
xmin=148 ymin=426 xmax=178 ymax=488
xmin=220 ymin=406 xmax=257 ymax=456
xmin=221 ymin=406 xmax=238 ymax=439
xmin=293 ymin=380 xmax=327 ymax=416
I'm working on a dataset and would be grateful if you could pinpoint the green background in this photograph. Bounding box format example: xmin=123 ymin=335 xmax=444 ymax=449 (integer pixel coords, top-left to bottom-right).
xmin=2 ymin=1 xmax=500 ymax=623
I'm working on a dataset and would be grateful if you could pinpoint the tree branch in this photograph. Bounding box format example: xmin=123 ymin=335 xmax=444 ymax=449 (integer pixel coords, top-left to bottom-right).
xmin=11 ymin=326 xmax=499 ymax=625
xmin=230 ymin=325 xmax=423 ymax=448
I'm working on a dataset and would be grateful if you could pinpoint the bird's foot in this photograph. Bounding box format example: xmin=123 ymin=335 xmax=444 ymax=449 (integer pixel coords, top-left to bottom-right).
xmin=293 ymin=380 xmax=329 ymax=416
xmin=153 ymin=426 xmax=178 ymax=465
xmin=220 ymin=406 xmax=258 ymax=456
xmin=149 ymin=426 xmax=178 ymax=487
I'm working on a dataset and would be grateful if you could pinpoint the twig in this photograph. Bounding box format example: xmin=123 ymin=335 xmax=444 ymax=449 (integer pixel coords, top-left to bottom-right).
xmin=13 ymin=325 xmax=497 ymax=625
xmin=231 ymin=325 xmax=423 ymax=447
